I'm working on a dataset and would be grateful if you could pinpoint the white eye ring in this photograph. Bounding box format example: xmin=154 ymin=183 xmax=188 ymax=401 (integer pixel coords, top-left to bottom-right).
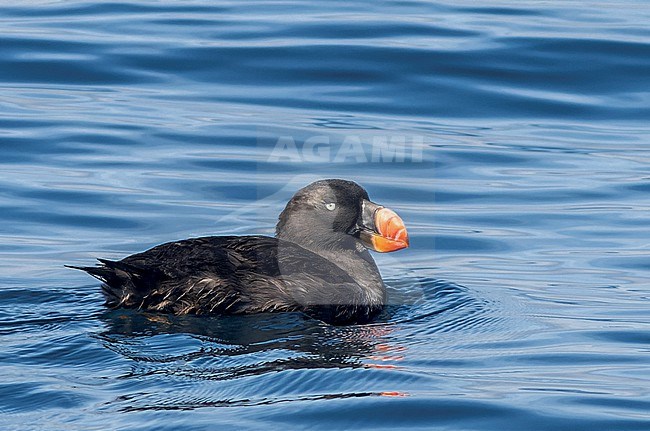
xmin=325 ymin=202 xmax=336 ymax=211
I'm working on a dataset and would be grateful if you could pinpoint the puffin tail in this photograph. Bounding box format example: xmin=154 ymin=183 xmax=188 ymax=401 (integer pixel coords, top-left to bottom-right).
xmin=66 ymin=259 xmax=146 ymax=308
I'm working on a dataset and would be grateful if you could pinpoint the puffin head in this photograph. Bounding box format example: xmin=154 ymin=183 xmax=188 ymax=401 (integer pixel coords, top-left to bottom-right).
xmin=276 ymin=179 xmax=409 ymax=253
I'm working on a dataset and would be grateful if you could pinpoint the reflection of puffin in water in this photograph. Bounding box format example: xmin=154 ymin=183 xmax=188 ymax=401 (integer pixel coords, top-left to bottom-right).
xmin=98 ymin=310 xmax=405 ymax=408
xmin=69 ymin=179 xmax=409 ymax=324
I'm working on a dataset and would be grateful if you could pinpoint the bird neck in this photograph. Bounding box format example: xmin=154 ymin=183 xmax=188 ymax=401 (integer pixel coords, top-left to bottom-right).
xmin=321 ymin=247 xmax=386 ymax=303
xmin=277 ymin=227 xmax=386 ymax=305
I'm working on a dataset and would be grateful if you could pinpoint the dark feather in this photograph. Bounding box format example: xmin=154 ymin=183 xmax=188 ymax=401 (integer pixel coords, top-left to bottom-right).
xmin=68 ymin=180 xmax=392 ymax=324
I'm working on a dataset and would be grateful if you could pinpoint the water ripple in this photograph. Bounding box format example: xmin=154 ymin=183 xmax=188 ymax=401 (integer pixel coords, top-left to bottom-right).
xmin=1 ymin=0 xmax=649 ymax=429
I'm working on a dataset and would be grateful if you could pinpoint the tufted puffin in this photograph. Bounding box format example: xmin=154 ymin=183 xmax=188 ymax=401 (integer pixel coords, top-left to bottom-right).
xmin=68 ymin=179 xmax=409 ymax=324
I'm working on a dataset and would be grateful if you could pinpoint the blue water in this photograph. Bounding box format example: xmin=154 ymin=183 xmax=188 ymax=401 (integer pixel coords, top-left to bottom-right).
xmin=1 ymin=1 xmax=649 ymax=429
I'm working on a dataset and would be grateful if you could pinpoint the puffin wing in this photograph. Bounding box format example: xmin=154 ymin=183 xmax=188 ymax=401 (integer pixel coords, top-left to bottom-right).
xmin=69 ymin=235 xmax=369 ymax=322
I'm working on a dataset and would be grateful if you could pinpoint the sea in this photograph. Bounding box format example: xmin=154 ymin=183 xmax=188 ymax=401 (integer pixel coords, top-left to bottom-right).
xmin=0 ymin=1 xmax=648 ymax=430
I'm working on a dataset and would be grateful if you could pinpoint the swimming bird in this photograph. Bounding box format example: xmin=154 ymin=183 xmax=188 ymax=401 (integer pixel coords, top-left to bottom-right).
xmin=68 ymin=179 xmax=409 ymax=324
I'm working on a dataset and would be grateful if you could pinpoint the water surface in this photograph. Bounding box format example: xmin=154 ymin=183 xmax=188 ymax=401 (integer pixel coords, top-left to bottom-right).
xmin=0 ymin=1 xmax=649 ymax=430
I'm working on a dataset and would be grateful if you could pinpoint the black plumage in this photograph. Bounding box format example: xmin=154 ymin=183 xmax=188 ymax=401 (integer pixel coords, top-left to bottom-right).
xmin=68 ymin=179 xmax=408 ymax=324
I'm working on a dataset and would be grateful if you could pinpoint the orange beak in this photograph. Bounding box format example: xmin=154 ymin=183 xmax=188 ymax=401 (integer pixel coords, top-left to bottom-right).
xmin=370 ymin=207 xmax=409 ymax=252
xmin=356 ymin=200 xmax=409 ymax=253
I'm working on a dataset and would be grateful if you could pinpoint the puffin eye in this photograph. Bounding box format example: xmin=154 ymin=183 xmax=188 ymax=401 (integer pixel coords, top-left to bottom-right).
xmin=325 ymin=202 xmax=336 ymax=211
